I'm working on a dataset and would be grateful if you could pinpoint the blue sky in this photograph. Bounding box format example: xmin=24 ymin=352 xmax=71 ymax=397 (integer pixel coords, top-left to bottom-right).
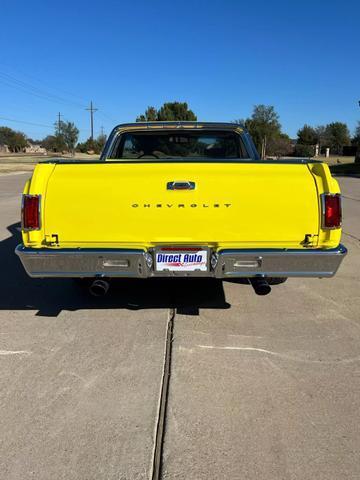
xmin=0 ymin=0 xmax=359 ymax=141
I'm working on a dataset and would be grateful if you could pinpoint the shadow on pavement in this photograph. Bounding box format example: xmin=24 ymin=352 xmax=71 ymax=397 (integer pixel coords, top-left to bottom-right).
xmin=0 ymin=223 xmax=231 ymax=317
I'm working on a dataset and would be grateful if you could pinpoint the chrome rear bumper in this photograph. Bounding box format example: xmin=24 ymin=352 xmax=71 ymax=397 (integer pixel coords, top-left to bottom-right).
xmin=15 ymin=244 xmax=347 ymax=279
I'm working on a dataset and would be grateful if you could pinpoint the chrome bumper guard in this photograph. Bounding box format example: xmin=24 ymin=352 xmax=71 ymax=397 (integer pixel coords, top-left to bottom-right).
xmin=15 ymin=244 xmax=347 ymax=279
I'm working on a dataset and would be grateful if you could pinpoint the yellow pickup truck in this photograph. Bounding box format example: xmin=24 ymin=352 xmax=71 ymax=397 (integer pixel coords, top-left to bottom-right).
xmin=16 ymin=122 xmax=346 ymax=295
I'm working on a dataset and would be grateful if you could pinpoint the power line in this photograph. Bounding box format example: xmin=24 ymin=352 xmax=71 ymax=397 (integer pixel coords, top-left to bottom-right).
xmin=86 ymin=101 xmax=98 ymax=140
xmin=0 ymin=115 xmax=53 ymax=128
xmin=0 ymin=69 xmax=116 ymax=127
xmin=98 ymin=110 xmax=117 ymax=124
xmin=0 ymin=68 xmax=117 ymax=138
xmin=0 ymin=71 xmax=87 ymax=109
xmin=0 ymin=62 xmax=88 ymax=105
xmin=0 ymin=114 xmax=89 ymax=135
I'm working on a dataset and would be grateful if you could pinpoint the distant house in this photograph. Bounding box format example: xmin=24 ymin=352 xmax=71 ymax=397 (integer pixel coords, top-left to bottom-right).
xmin=24 ymin=143 xmax=47 ymax=155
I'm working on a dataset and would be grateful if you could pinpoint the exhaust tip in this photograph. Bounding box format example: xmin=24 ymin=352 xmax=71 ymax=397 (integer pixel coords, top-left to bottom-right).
xmin=250 ymin=277 xmax=271 ymax=296
xmin=89 ymin=279 xmax=110 ymax=297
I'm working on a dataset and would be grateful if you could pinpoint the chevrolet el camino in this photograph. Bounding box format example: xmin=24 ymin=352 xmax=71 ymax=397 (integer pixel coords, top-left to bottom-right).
xmin=16 ymin=122 xmax=347 ymax=295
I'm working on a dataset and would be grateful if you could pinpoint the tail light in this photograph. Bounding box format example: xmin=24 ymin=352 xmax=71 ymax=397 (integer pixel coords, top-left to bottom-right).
xmin=22 ymin=194 xmax=41 ymax=231
xmin=322 ymin=193 xmax=342 ymax=229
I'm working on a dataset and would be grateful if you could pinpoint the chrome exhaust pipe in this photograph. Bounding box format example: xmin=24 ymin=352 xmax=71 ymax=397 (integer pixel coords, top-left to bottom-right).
xmin=89 ymin=279 xmax=110 ymax=297
xmin=250 ymin=277 xmax=271 ymax=296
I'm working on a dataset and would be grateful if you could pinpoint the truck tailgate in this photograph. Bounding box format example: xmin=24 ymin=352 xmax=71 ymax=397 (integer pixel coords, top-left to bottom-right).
xmin=43 ymin=162 xmax=319 ymax=248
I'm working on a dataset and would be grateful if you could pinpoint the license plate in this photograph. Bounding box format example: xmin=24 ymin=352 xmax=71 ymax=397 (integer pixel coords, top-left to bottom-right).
xmin=155 ymin=249 xmax=208 ymax=272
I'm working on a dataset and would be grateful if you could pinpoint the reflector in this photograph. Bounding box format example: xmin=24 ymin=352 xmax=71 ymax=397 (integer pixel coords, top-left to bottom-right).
xmin=324 ymin=194 xmax=341 ymax=229
xmin=23 ymin=195 xmax=40 ymax=230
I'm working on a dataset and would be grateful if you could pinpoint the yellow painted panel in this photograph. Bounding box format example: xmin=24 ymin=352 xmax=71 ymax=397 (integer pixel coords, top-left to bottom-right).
xmin=37 ymin=162 xmax=323 ymax=249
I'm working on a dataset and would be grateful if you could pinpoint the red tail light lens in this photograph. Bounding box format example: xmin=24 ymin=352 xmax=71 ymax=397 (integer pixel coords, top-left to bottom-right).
xmin=22 ymin=195 xmax=41 ymax=230
xmin=323 ymin=194 xmax=341 ymax=229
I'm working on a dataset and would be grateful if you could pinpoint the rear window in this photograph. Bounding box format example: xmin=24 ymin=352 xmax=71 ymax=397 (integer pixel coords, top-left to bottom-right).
xmin=109 ymin=131 xmax=249 ymax=160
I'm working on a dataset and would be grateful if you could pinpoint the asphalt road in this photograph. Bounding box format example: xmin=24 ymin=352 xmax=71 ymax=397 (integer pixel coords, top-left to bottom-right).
xmin=0 ymin=173 xmax=359 ymax=480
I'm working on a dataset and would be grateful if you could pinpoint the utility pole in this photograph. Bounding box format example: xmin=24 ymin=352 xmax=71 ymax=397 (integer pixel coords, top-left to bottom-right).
xmin=56 ymin=112 xmax=62 ymax=134
xmin=86 ymin=101 xmax=98 ymax=140
xmin=100 ymin=125 xmax=105 ymax=137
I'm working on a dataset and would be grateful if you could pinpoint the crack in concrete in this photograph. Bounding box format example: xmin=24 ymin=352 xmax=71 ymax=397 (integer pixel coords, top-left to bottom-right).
xmin=343 ymin=231 xmax=360 ymax=242
xmin=342 ymin=195 xmax=360 ymax=203
xmin=150 ymin=308 xmax=175 ymax=480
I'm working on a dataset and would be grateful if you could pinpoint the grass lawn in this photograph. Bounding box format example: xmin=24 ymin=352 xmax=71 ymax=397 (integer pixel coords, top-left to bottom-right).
xmin=0 ymin=163 xmax=35 ymax=174
xmin=0 ymin=153 xmax=99 ymax=174
xmin=314 ymin=155 xmax=360 ymax=175
xmin=315 ymin=155 xmax=355 ymax=165
xmin=0 ymin=155 xmax=47 ymax=164
xmin=313 ymin=155 xmax=360 ymax=176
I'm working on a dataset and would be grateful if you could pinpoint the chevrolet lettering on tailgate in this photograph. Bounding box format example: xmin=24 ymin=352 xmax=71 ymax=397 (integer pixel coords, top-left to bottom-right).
xmin=131 ymin=203 xmax=232 ymax=208
xmin=16 ymin=122 xmax=347 ymax=295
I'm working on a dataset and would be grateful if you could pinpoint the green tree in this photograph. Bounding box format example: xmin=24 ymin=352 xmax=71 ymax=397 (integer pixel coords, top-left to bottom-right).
xmin=352 ymin=121 xmax=360 ymax=147
xmin=96 ymin=132 xmax=107 ymax=151
xmin=267 ymin=133 xmax=293 ymax=157
xmin=49 ymin=120 xmax=66 ymax=151
xmin=52 ymin=121 xmax=65 ymax=151
xmin=324 ymin=122 xmax=351 ymax=154
xmin=297 ymin=124 xmax=318 ymax=145
xmin=238 ymin=105 xmax=282 ymax=158
xmin=40 ymin=135 xmax=60 ymax=152
xmin=136 ymin=106 xmax=158 ymax=122
xmin=314 ymin=125 xmax=327 ymax=150
xmin=10 ymin=131 xmax=27 ymax=152
xmin=59 ymin=121 xmax=79 ymax=155
xmin=136 ymin=102 xmax=197 ymax=122
xmin=0 ymin=126 xmax=27 ymax=152
xmin=77 ymin=138 xmax=91 ymax=154
xmin=294 ymin=144 xmax=314 ymax=158
xmin=157 ymin=102 xmax=197 ymax=121
xmin=76 ymin=133 xmax=107 ymax=155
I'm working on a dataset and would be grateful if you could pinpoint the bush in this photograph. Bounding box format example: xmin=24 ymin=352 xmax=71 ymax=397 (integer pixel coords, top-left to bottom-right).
xmin=41 ymin=135 xmax=66 ymax=153
xmin=294 ymin=144 xmax=314 ymax=157
xmin=76 ymin=134 xmax=106 ymax=155
xmin=0 ymin=126 xmax=27 ymax=152
xmin=267 ymin=134 xmax=293 ymax=157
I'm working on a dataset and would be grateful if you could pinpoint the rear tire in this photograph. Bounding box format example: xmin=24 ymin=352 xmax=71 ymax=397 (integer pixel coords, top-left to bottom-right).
xmin=266 ymin=277 xmax=288 ymax=285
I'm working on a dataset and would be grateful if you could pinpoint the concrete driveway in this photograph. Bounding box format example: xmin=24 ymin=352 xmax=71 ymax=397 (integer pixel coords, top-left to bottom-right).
xmin=0 ymin=173 xmax=359 ymax=479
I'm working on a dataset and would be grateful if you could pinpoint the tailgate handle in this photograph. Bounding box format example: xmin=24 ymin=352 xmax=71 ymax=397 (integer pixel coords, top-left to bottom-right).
xmin=167 ymin=181 xmax=195 ymax=190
